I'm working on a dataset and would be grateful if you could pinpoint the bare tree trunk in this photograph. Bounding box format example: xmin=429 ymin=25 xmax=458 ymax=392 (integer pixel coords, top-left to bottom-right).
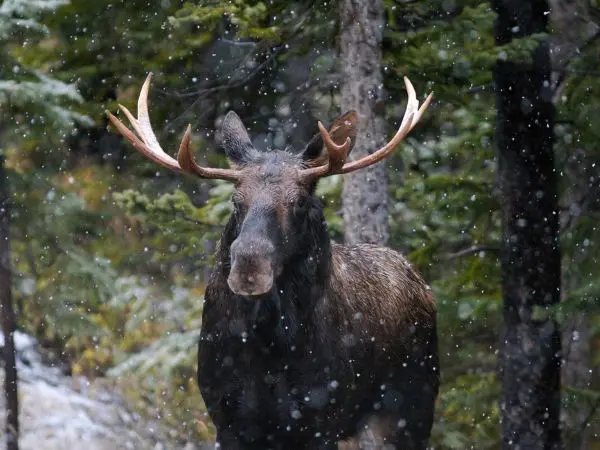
xmin=547 ymin=4 xmax=598 ymax=445
xmin=560 ymin=304 xmax=591 ymax=448
xmin=0 ymin=154 xmax=19 ymax=450
xmin=492 ymin=1 xmax=562 ymax=448
xmin=339 ymin=0 xmax=388 ymax=245
xmin=337 ymin=3 xmax=387 ymax=447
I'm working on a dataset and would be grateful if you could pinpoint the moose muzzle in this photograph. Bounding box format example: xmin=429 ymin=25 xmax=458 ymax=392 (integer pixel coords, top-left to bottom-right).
xmin=228 ymin=238 xmax=276 ymax=296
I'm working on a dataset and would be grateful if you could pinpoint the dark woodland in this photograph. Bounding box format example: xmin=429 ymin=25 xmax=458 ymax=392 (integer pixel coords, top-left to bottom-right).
xmin=0 ymin=0 xmax=599 ymax=449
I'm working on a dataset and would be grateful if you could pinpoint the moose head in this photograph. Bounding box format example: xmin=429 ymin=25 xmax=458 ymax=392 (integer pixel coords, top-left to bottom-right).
xmin=106 ymin=74 xmax=432 ymax=297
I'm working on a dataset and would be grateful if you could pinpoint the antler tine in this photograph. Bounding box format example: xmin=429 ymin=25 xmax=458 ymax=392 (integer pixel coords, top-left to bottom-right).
xmin=106 ymin=109 xmax=183 ymax=172
xmin=298 ymin=120 xmax=352 ymax=179
xmin=176 ymin=125 xmax=195 ymax=172
xmin=135 ymin=74 xmax=170 ymax=161
xmin=108 ymin=73 xmax=184 ymax=173
xmin=398 ymin=76 xmax=419 ymax=132
xmin=106 ymin=73 xmax=240 ymax=182
xmin=318 ymin=121 xmax=352 ymax=171
xmin=299 ymin=76 xmax=431 ymax=181
xmin=338 ymin=76 xmax=431 ymax=175
xmin=411 ymin=91 xmax=434 ymax=130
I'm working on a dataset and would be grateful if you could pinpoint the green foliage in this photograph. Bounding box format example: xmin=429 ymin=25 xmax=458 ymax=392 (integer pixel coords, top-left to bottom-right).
xmin=103 ymin=277 xmax=208 ymax=442
xmin=433 ymin=372 xmax=500 ymax=448
xmin=0 ymin=0 xmax=69 ymax=37
xmin=0 ymin=73 xmax=91 ymax=127
xmin=3 ymin=0 xmax=600 ymax=448
xmin=0 ymin=0 xmax=90 ymax=132
xmin=171 ymin=1 xmax=279 ymax=41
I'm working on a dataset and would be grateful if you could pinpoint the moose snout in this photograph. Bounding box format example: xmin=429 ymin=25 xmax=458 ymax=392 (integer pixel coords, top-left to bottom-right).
xmin=228 ymin=240 xmax=276 ymax=296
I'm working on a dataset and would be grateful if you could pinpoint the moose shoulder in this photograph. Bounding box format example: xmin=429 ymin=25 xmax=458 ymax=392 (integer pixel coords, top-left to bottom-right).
xmin=107 ymin=74 xmax=439 ymax=450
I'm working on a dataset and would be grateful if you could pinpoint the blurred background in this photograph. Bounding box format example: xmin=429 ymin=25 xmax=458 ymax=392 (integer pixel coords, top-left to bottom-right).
xmin=0 ymin=0 xmax=599 ymax=449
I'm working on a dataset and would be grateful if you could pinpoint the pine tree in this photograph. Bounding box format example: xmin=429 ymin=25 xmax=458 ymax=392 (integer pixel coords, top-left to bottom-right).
xmin=492 ymin=0 xmax=562 ymax=447
xmin=0 ymin=1 xmax=88 ymax=448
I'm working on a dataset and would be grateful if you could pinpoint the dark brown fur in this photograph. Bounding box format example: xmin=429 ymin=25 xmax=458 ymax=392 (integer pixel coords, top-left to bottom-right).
xmin=197 ymin=111 xmax=439 ymax=450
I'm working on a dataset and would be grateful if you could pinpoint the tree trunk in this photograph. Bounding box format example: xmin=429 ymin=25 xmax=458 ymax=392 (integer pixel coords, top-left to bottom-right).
xmin=339 ymin=0 xmax=388 ymax=245
xmin=547 ymin=0 xmax=599 ymax=93
xmin=547 ymin=4 xmax=598 ymax=445
xmin=560 ymin=308 xmax=591 ymax=448
xmin=0 ymin=154 xmax=19 ymax=450
xmin=492 ymin=1 xmax=562 ymax=449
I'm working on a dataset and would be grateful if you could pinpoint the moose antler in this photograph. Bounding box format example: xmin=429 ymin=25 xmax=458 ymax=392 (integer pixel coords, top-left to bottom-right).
xmin=300 ymin=76 xmax=433 ymax=180
xmin=106 ymin=73 xmax=240 ymax=182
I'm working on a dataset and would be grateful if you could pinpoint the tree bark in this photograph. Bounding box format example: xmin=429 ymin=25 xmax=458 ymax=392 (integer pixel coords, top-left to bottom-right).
xmin=339 ymin=0 xmax=388 ymax=245
xmin=560 ymin=309 xmax=591 ymax=448
xmin=492 ymin=1 xmax=562 ymax=449
xmin=0 ymin=154 xmax=19 ymax=450
xmin=547 ymin=0 xmax=599 ymax=91
xmin=547 ymin=3 xmax=598 ymax=444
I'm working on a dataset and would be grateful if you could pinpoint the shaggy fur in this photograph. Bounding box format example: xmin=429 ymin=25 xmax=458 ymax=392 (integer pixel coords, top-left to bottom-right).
xmin=197 ymin=112 xmax=439 ymax=450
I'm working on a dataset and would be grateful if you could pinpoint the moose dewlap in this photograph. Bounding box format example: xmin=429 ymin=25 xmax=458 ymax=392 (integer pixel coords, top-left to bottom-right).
xmin=107 ymin=74 xmax=439 ymax=450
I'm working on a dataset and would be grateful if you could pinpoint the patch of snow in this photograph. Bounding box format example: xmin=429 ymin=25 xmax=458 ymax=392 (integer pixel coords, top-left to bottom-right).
xmin=0 ymin=332 xmax=203 ymax=449
xmin=0 ymin=0 xmax=69 ymax=16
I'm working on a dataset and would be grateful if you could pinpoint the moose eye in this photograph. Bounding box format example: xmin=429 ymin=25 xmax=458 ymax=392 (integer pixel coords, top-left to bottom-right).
xmin=294 ymin=197 xmax=308 ymax=215
xmin=231 ymin=197 xmax=244 ymax=210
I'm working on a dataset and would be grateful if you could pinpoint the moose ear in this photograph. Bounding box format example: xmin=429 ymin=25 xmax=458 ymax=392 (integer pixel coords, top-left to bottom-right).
xmin=300 ymin=110 xmax=358 ymax=167
xmin=216 ymin=111 xmax=255 ymax=166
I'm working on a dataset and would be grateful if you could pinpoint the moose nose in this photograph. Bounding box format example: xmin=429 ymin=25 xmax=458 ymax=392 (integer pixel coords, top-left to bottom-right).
xmin=228 ymin=239 xmax=275 ymax=296
xmin=227 ymin=271 xmax=272 ymax=296
xmin=227 ymin=265 xmax=274 ymax=296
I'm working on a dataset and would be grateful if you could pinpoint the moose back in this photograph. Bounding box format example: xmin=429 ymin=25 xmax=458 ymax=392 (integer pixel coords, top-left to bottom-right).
xmin=107 ymin=74 xmax=439 ymax=450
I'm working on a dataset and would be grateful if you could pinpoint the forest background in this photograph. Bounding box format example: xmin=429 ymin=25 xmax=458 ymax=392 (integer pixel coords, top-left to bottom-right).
xmin=1 ymin=0 xmax=600 ymax=448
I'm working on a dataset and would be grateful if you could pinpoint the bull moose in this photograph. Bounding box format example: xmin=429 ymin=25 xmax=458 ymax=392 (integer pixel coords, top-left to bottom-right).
xmin=107 ymin=73 xmax=439 ymax=450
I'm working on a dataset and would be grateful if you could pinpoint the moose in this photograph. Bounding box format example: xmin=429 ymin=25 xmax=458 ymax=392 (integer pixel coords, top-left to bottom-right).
xmin=107 ymin=74 xmax=439 ymax=450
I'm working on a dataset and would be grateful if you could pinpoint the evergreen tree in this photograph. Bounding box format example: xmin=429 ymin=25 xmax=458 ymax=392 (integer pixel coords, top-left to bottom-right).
xmin=492 ymin=0 xmax=562 ymax=447
xmin=0 ymin=1 xmax=88 ymax=447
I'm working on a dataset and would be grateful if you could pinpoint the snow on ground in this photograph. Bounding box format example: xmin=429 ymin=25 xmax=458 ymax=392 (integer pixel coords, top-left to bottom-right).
xmin=0 ymin=331 xmax=198 ymax=450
